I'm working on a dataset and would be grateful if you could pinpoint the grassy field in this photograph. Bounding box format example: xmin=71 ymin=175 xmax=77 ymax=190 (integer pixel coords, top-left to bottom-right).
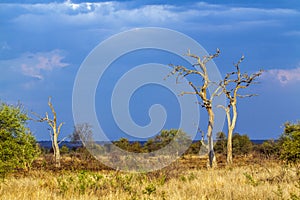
xmin=0 ymin=155 xmax=299 ymax=200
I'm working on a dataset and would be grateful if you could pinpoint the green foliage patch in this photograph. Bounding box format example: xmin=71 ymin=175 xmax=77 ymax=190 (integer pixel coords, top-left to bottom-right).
xmin=280 ymin=122 xmax=300 ymax=165
xmin=0 ymin=102 xmax=40 ymax=177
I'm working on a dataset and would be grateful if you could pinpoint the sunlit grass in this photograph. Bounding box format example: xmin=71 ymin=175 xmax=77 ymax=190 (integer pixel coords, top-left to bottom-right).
xmin=0 ymin=158 xmax=299 ymax=200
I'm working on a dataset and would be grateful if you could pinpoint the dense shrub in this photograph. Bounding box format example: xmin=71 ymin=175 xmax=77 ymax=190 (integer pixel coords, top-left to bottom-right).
xmin=254 ymin=139 xmax=280 ymax=158
xmin=60 ymin=145 xmax=69 ymax=154
xmin=279 ymin=122 xmax=300 ymax=164
xmin=114 ymin=129 xmax=192 ymax=154
xmin=185 ymin=141 xmax=202 ymax=155
xmin=232 ymin=133 xmax=253 ymax=155
xmin=214 ymin=132 xmax=227 ymax=154
xmin=113 ymin=138 xmax=131 ymax=151
xmin=0 ymin=102 xmax=40 ymax=177
xmin=153 ymin=129 xmax=192 ymax=153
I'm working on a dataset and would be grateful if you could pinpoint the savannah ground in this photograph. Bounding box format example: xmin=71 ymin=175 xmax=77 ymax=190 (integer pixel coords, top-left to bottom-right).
xmin=0 ymin=153 xmax=299 ymax=200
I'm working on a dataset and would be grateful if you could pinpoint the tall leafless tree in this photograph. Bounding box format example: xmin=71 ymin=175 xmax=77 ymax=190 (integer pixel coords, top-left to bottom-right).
xmin=166 ymin=49 xmax=222 ymax=168
xmin=38 ymin=97 xmax=64 ymax=168
xmin=218 ymin=56 xmax=263 ymax=165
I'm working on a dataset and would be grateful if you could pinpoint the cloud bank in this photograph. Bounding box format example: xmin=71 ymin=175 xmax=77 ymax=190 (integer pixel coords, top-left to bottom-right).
xmin=2 ymin=1 xmax=298 ymax=33
xmin=5 ymin=50 xmax=69 ymax=80
xmin=262 ymin=66 xmax=300 ymax=85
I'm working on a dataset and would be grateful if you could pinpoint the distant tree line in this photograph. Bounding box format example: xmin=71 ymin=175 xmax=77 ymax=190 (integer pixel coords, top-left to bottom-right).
xmin=76 ymin=125 xmax=297 ymax=164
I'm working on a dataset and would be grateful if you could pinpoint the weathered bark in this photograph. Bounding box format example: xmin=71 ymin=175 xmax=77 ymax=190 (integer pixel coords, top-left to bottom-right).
xmin=207 ymin=107 xmax=217 ymax=168
xmin=226 ymin=102 xmax=237 ymax=165
xmin=226 ymin=133 xmax=233 ymax=164
xmin=52 ymin=129 xmax=61 ymax=168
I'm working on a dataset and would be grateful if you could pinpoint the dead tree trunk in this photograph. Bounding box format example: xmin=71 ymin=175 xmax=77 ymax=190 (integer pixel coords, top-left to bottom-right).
xmin=219 ymin=56 xmax=262 ymax=165
xmin=223 ymin=103 xmax=236 ymax=165
xmin=166 ymin=49 xmax=221 ymax=168
xmin=52 ymin=126 xmax=61 ymax=168
xmin=207 ymin=107 xmax=217 ymax=167
xmin=39 ymin=97 xmax=64 ymax=168
xmin=227 ymin=101 xmax=238 ymax=164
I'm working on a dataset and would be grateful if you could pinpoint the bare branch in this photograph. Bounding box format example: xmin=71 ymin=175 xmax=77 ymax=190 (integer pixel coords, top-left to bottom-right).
xmin=30 ymin=111 xmax=44 ymax=122
xmin=186 ymin=50 xmax=207 ymax=74
xmin=48 ymin=97 xmax=57 ymax=123
xmin=178 ymin=91 xmax=197 ymax=96
xmin=58 ymin=136 xmax=68 ymax=145
xmin=236 ymin=94 xmax=258 ymax=98
xmin=186 ymin=49 xmax=202 ymax=64
xmin=234 ymin=55 xmax=245 ymax=72
xmin=189 ymin=81 xmax=202 ymax=97
xmin=210 ymin=84 xmax=223 ymax=101
xmin=203 ymin=48 xmax=220 ymax=64
xmin=57 ymin=122 xmax=64 ymax=136
xmin=217 ymin=104 xmax=229 ymax=112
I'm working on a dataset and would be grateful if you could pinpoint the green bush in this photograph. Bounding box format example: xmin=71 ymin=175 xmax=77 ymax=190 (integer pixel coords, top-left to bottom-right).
xmin=255 ymin=139 xmax=280 ymax=158
xmin=114 ymin=129 xmax=192 ymax=154
xmin=279 ymin=122 xmax=300 ymax=164
xmin=113 ymin=138 xmax=131 ymax=151
xmin=144 ymin=129 xmax=192 ymax=153
xmin=185 ymin=141 xmax=202 ymax=155
xmin=214 ymin=132 xmax=227 ymax=154
xmin=60 ymin=145 xmax=69 ymax=154
xmin=0 ymin=102 xmax=40 ymax=177
xmin=232 ymin=133 xmax=253 ymax=155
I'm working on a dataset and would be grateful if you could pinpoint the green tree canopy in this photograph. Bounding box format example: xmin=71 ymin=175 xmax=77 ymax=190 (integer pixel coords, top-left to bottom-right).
xmin=232 ymin=133 xmax=253 ymax=155
xmin=113 ymin=138 xmax=131 ymax=151
xmin=144 ymin=129 xmax=192 ymax=153
xmin=279 ymin=122 xmax=300 ymax=164
xmin=0 ymin=102 xmax=39 ymax=176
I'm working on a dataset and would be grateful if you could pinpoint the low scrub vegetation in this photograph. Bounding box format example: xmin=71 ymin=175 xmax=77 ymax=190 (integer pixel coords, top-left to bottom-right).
xmin=0 ymin=159 xmax=299 ymax=200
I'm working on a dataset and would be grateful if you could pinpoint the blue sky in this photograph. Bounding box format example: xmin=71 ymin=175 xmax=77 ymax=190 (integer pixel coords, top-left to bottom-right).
xmin=1 ymin=0 xmax=300 ymax=141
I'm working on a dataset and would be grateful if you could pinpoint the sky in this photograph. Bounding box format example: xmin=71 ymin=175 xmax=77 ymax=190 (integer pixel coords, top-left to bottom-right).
xmin=0 ymin=0 xmax=300 ymax=141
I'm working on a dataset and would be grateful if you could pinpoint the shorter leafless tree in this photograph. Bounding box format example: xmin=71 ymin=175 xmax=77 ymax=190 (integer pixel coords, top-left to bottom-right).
xmin=36 ymin=97 xmax=64 ymax=168
xmin=70 ymin=123 xmax=93 ymax=145
xmin=218 ymin=56 xmax=263 ymax=165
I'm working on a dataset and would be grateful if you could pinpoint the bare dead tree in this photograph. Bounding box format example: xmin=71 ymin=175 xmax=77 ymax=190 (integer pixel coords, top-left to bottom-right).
xmin=166 ymin=49 xmax=222 ymax=168
xmin=70 ymin=123 xmax=93 ymax=145
xmin=37 ymin=97 xmax=64 ymax=168
xmin=218 ymin=56 xmax=263 ymax=165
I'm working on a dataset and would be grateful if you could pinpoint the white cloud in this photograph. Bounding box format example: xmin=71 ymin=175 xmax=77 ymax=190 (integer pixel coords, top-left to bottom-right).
xmin=6 ymin=49 xmax=69 ymax=80
xmin=262 ymin=67 xmax=300 ymax=85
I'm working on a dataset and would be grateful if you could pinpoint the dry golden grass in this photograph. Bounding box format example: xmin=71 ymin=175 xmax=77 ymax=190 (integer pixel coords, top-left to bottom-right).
xmin=0 ymin=157 xmax=299 ymax=200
